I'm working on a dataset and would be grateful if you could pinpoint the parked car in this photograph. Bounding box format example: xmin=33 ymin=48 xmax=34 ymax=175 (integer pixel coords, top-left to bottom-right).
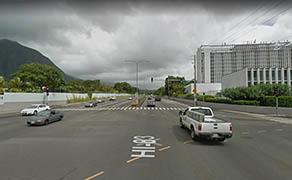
xmin=109 ymin=96 xmax=116 ymax=101
xmin=84 ymin=100 xmax=97 ymax=107
xmin=147 ymin=97 xmax=156 ymax=107
xmin=97 ymin=98 xmax=105 ymax=103
xmin=27 ymin=110 xmax=64 ymax=126
xmin=179 ymin=107 xmax=232 ymax=142
xmin=21 ymin=104 xmax=50 ymax=116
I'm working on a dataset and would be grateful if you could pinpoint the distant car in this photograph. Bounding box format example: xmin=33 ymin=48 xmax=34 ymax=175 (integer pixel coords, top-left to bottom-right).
xmin=27 ymin=110 xmax=63 ymax=126
xmin=97 ymin=98 xmax=104 ymax=103
xmin=21 ymin=104 xmax=50 ymax=116
xmin=155 ymin=96 xmax=161 ymax=101
xmin=147 ymin=97 xmax=156 ymax=107
xmin=128 ymin=97 xmax=133 ymax=100
xmin=84 ymin=100 xmax=97 ymax=107
xmin=109 ymin=96 xmax=116 ymax=101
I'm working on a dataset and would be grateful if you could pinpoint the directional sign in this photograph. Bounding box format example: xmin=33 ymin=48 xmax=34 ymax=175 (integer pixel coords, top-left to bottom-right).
xmin=193 ymin=89 xmax=197 ymax=94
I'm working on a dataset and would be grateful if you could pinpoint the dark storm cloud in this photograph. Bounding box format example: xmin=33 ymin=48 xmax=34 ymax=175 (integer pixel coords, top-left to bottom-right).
xmin=1 ymin=0 xmax=292 ymax=89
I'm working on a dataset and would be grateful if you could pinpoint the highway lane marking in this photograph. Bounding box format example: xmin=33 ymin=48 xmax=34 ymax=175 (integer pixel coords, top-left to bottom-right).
xmin=163 ymin=108 xmax=166 ymax=110
xmin=148 ymin=107 xmax=150 ymax=110
xmin=275 ymin=129 xmax=283 ymax=131
xmin=126 ymin=157 xmax=141 ymax=163
xmin=257 ymin=130 xmax=267 ymax=133
xmin=158 ymin=146 xmax=171 ymax=152
xmin=241 ymin=131 xmax=249 ymax=135
xmin=183 ymin=140 xmax=193 ymax=144
xmin=84 ymin=171 xmax=104 ymax=180
xmin=170 ymin=108 xmax=174 ymax=110
xmin=155 ymin=107 xmax=158 ymax=110
xmin=166 ymin=108 xmax=170 ymax=110
xmin=132 ymin=107 xmax=136 ymax=110
xmin=159 ymin=108 xmax=162 ymax=110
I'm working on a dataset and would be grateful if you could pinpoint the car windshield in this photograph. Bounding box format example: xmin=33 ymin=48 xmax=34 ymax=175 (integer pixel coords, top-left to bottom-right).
xmin=191 ymin=109 xmax=212 ymax=116
xmin=36 ymin=111 xmax=50 ymax=116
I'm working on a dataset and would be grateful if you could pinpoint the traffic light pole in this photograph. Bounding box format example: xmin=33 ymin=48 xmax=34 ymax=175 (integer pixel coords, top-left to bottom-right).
xmin=276 ymin=96 xmax=278 ymax=116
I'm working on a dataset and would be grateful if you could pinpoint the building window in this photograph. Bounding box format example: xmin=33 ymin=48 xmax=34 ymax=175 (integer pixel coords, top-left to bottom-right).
xmin=260 ymin=71 xmax=263 ymax=81
xmin=248 ymin=71 xmax=251 ymax=81
xmin=278 ymin=70 xmax=281 ymax=80
xmin=272 ymin=70 xmax=275 ymax=80
xmin=254 ymin=71 xmax=257 ymax=81
xmin=266 ymin=70 xmax=269 ymax=81
xmin=284 ymin=70 xmax=287 ymax=80
xmin=248 ymin=82 xmax=251 ymax=87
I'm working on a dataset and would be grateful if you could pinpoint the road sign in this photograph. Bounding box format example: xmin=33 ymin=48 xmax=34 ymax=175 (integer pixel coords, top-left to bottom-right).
xmin=193 ymin=89 xmax=197 ymax=94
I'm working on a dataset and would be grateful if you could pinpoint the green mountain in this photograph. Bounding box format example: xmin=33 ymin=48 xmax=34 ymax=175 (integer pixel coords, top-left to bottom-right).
xmin=0 ymin=39 xmax=75 ymax=81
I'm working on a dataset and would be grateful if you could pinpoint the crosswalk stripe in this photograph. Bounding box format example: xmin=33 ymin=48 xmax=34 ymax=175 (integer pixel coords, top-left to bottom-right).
xmin=148 ymin=107 xmax=150 ymax=110
xmin=155 ymin=107 xmax=158 ymax=110
xmin=166 ymin=108 xmax=170 ymax=110
xmin=132 ymin=107 xmax=136 ymax=110
xmin=163 ymin=108 xmax=166 ymax=110
xmin=159 ymin=108 xmax=162 ymax=110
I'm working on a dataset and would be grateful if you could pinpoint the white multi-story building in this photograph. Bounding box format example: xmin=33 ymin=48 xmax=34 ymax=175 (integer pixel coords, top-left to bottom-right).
xmin=222 ymin=67 xmax=292 ymax=90
xmin=196 ymin=41 xmax=292 ymax=84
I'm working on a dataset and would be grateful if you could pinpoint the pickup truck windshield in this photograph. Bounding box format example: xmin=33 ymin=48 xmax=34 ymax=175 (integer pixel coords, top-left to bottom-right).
xmin=191 ymin=109 xmax=212 ymax=116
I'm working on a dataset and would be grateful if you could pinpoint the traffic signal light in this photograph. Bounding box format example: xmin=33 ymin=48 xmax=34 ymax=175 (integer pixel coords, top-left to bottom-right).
xmin=151 ymin=77 xmax=153 ymax=83
xmin=274 ymin=86 xmax=279 ymax=97
xmin=46 ymin=88 xmax=49 ymax=96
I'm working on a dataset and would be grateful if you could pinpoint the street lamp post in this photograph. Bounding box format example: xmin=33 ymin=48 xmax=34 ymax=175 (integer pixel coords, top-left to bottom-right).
xmin=125 ymin=60 xmax=149 ymax=105
xmin=193 ymin=55 xmax=197 ymax=106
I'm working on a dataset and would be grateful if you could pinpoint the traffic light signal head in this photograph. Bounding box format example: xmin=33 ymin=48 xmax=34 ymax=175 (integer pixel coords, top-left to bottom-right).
xmin=274 ymin=86 xmax=279 ymax=97
xmin=46 ymin=88 xmax=49 ymax=96
xmin=151 ymin=77 xmax=153 ymax=83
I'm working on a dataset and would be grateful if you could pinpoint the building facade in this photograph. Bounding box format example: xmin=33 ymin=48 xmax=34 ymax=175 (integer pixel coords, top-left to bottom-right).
xmin=196 ymin=42 xmax=292 ymax=84
xmin=222 ymin=67 xmax=292 ymax=90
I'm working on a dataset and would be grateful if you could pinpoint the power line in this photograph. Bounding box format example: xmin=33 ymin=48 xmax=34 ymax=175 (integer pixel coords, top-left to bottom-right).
xmin=230 ymin=5 xmax=292 ymax=43
xmin=208 ymin=1 xmax=265 ymax=45
xmin=220 ymin=0 xmax=285 ymax=43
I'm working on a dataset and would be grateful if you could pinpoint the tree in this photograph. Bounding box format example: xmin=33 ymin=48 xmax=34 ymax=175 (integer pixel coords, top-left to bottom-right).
xmin=0 ymin=76 xmax=4 ymax=94
xmin=0 ymin=76 xmax=4 ymax=88
xmin=12 ymin=63 xmax=65 ymax=91
xmin=164 ymin=76 xmax=185 ymax=96
xmin=8 ymin=77 xmax=22 ymax=89
xmin=114 ymin=82 xmax=136 ymax=94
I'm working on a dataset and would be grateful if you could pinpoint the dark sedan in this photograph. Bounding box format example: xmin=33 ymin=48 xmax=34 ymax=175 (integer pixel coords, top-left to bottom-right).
xmin=84 ymin=100 xmax=97 ymax=107
xmin=27 ymin=110 xmax=64 ymax=126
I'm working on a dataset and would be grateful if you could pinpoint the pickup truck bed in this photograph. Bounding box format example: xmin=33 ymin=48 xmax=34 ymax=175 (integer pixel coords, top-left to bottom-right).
xmin=179 ymin=107 xmax=232 ymax=141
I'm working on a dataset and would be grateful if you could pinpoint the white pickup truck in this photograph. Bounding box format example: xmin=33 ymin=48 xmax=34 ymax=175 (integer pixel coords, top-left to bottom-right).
xmin=179 ymin=107 xmax=232 ymax=141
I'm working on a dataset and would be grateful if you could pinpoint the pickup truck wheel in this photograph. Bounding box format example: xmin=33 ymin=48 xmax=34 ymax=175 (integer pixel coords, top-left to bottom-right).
xmin=179 ymin=118 xmax=184 ymax=128
xmin=44 ymin=120 xmax=49 ymax=126
xmin=191 ymin=128 xmax=196 ymax=140
xmin=34 ymin=111 xmax=37 ymax=115
xmin=218 ymin=138 xmax=225 ymax=142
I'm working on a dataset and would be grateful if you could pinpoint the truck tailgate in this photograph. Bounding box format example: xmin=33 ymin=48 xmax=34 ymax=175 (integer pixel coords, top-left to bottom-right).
xmin=201 ymin=122 xmax=231 ymax=133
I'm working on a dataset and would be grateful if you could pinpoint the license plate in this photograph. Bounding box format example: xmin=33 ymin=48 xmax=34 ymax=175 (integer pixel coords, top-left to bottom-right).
xmin=212 ymin=134 xmax=219 ymax=138
xmin=30 ymin=122 xmax=35 ymax=124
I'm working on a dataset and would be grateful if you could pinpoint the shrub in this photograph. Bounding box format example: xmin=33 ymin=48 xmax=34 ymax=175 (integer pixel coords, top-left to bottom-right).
xmin=205 ymin=97 xmax=232 ymax=104
xmin=260 ymin=96 xmax=292 ymax=107
xmin=232 ymin=100 xmax=260 ymax=106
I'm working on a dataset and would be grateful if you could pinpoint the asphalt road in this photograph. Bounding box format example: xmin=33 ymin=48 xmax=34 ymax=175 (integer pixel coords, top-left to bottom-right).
xmin=0 ymin=97 xmax=291 ymax=180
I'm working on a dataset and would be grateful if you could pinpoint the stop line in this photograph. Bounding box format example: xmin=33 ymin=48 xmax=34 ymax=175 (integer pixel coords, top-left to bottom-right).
xmin=55 ymin=106 xmax=186 ymax=112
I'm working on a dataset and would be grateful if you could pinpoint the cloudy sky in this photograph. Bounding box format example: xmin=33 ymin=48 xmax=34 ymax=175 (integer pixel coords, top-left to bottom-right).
xmin=1 ymin=0 xmax=292 ymax=89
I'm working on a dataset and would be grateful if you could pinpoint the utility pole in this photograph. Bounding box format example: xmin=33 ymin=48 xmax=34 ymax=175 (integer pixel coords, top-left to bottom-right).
xmin=193 ymin=55 xmax=197 ymax=106
xmin=125 ymin=60 xmax=149 ymax=105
